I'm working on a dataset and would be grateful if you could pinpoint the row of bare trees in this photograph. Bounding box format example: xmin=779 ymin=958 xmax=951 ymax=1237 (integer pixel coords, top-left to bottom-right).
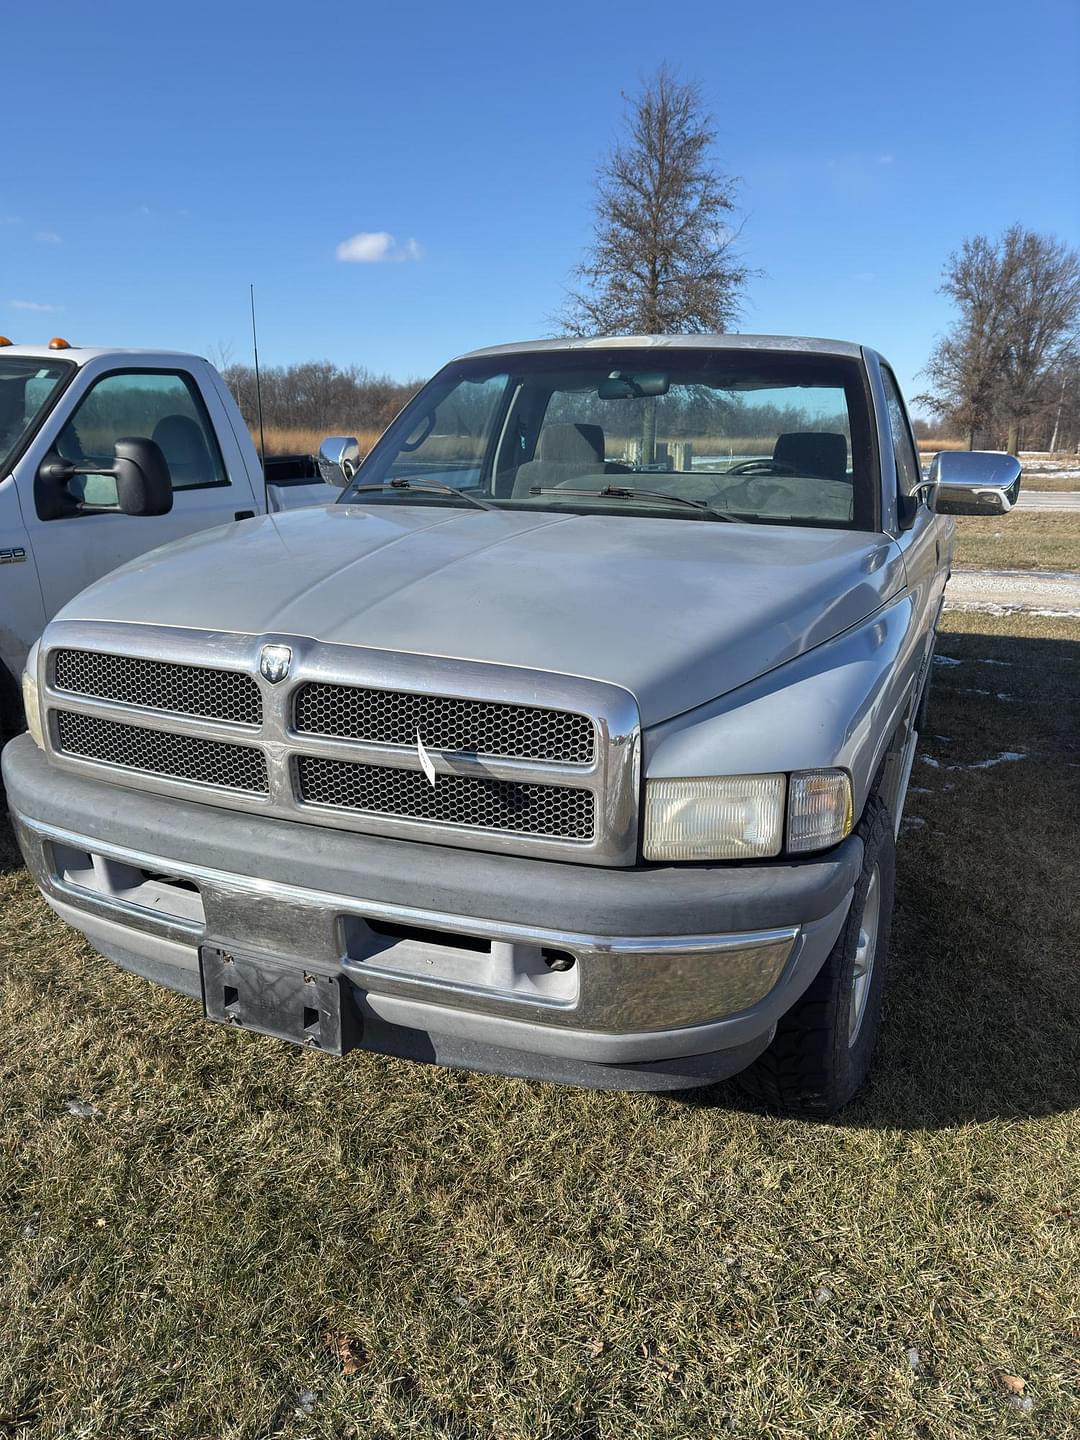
xmin=220 ymin=361 xmax=423 ymax=440
xmin=917 ymin=227 xmax=1080 ymax=452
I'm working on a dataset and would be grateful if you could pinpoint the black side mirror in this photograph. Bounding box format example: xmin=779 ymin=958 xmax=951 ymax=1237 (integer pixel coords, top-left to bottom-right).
xmin=37 ymin=436 xmax=173 ymax=519
xmin=112 ymin=438 xmax=173 ymax=515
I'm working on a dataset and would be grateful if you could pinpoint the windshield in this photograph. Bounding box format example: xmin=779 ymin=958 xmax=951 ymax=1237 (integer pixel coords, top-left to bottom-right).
xmin=341 ymin=347 xmax=877 ymax=529
xmin=0 ymin=357 xmax=74 ymax=476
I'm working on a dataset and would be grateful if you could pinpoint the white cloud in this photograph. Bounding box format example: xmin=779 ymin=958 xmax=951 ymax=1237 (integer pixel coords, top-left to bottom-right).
xmin=10 ymin=299 xmax=63 ymax=312
xmin=878 ymin=153 xmax=895 ymax=164
xmin=336 ymin=231 xmax=422 ymax=263
xmin=35 ymin=229 xmax=62 ymax=244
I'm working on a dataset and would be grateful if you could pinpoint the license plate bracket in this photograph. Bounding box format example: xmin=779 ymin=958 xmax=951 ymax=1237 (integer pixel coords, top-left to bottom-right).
xmin=200 ymin=944 xmax=347 ymax=1054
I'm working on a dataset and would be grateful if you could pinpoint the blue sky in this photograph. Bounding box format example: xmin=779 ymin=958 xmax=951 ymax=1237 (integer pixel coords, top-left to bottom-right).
xmin=3 ymin=0 xmax=1078 ymax=407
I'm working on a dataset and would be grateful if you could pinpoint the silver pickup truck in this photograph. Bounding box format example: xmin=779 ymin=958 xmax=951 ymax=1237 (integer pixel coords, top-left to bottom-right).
xmin=2 ymin=335 xmax=1021 ymax=1114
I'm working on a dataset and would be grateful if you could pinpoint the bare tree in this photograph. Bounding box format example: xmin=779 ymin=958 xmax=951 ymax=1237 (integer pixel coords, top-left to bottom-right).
xmin=221 ymin=360 xmax=423 ymax=438
xmin=206 ymin=339 xmax=236 ymax=373
xmin=921 ymin=226 xmax=1080 ymax=450
xmin=563 ymin=66 xmax=752 ymax=338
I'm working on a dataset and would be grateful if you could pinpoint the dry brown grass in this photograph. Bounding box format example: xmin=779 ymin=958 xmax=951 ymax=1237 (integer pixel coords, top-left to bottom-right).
xmin=952 ymin=512 xmax=1080 ymax=571
xmin=1019 ymin=472 xmax=1080 ymax=492
xmin=917 ymin=438 xmax=968 ymax=455
xmin=254 ymin=425 xmax=383 ymax=459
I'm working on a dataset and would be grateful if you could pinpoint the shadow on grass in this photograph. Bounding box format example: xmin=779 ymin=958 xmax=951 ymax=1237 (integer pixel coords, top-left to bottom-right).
xmin=0 ymin=801 xmax=23 ymax=876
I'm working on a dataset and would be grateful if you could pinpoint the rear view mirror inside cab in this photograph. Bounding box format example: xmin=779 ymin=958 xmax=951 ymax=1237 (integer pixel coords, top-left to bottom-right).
xmin=597 ymin=370 xmax=670 ymax=399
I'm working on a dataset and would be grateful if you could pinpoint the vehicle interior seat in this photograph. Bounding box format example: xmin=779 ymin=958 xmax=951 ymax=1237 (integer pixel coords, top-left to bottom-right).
xmin=152 ymin=414 xmax=214 ymax=487
xmin=772 ymin=431 xmax=849 ymax=481
xmin=512 ymin=423 xmax=612 ymax=497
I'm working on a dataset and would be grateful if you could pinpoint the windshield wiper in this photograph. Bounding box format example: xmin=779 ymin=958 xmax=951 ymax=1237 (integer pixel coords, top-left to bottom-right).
xmin=529 ymin=485 xmax=738 ymax=520
xmin=346 ymin=477 xmax=496 ymax=512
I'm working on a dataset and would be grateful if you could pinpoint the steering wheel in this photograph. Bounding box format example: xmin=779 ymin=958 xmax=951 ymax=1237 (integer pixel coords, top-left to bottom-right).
xmin=726 ymin=459 xmax=799 ymax=476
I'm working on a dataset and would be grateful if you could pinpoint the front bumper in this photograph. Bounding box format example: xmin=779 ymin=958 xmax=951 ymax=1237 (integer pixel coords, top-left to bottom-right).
xmin=4 ymin=734 xmax=860 ymax=1089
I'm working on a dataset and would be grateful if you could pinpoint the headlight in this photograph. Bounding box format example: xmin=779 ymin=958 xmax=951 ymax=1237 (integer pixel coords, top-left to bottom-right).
xmin=787 ymin=769 xmax=853 ymax=853
xmin=643 ymin=768 xmax=854 ymax=862
xmin=21 ymin=644 xmax=45 ymax=750
xmin=644 ymin=775 xmax=786 ymax=861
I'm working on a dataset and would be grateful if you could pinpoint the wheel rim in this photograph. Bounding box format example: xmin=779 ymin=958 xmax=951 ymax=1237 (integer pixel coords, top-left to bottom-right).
xmin=848 ymin=865 xmax=881 ymax=1047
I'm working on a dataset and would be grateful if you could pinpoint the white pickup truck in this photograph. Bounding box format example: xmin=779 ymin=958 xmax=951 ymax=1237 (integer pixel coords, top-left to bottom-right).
xmin=0 ymin=339 xmax=335 ymax=735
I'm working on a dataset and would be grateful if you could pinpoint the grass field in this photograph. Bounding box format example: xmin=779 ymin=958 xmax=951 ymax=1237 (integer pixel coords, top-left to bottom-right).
xmin=952 ymin=513 xmax=1080 ymax=572
xmin=258 ymin=426 xmax=382 ymax=461
xmin=1017 ymin=473 xmax=1080 ymax=493
xmin=1 ymin=610 xmax=1079 ymax=1438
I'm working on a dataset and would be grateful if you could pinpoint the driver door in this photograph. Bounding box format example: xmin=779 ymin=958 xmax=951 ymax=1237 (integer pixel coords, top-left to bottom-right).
xmin=23 ymin=367 xmax=252 ymax=619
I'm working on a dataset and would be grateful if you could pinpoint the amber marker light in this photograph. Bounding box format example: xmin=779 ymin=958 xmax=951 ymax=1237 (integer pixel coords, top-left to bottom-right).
xmin=0 ymin=336 xmax=13 ymax=346
xmin=48 ymin=337 xmax=71 ymax=349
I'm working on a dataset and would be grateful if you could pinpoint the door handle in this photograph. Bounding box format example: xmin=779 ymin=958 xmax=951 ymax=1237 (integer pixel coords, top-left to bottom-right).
xmin=234 ymin=510 xmax=255 ymax=521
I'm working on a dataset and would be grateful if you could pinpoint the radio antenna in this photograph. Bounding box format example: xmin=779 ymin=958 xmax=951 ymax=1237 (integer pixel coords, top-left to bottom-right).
xmin=249 ymin=283 xmax=269 ymax=513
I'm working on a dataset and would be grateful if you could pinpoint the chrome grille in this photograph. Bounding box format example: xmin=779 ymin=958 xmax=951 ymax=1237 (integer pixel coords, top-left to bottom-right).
xmin=41 ymin=623 xmax=640 ymax=864
xmin=53 ymin=649 xmax=261 ymax=726
xmin=55 ymin=711 xmax=268 ymax=793
xmin=294 ymin=682 xmax=594 ymax=763
xmin=296 ymin=756 xmax=595 ymax=840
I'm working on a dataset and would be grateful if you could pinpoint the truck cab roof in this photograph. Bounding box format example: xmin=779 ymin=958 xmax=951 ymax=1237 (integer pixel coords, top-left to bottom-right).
xmin=0 ymin=343 xmax=208 ymax=367
xmin=454 ymin=333 xmax=868 ymax=363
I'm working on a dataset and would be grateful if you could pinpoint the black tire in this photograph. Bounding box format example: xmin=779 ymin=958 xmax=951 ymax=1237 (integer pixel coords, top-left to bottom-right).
xmin=737 ymin=796 xmax=895 ymax=1117
xmin=0 ymin=661 xmax=24 ymax=747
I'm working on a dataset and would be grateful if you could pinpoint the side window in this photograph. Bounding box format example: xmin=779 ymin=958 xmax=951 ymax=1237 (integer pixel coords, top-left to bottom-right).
xmin=56 ymin=370 xmax=228 ymax=502
xmin=384 ymin=373 xmax=509 ymax=488
xmin=881 ymin=367 xmax=921 ymax=497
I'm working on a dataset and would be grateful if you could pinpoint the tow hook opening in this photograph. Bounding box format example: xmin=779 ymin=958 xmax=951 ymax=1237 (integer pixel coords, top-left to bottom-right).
xmin=542 ymin=948 xmax=576 ymax=972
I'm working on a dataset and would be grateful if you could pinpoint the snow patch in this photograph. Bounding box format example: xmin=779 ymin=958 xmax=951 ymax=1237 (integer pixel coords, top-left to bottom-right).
xmin=920 ymin=751 xmax=1026 ymax=772
xmin=945 ymin=601 xmax=1080 ymax=618
xmin=933 ymin=654 xmax=962 ymax=667
xmin=947 ymin=686 xmax=1016 ymax=701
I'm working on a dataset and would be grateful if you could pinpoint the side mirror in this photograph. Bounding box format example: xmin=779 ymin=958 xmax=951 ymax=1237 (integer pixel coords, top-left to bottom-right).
xmin=112 ymin=437 xmax=173 ymax=515
xmin=318 ymin=435 xmax=361 ymax=486
xmin=927 ymin=450 xmax=1022 ymax=516
xmin=36 ymin=436 xmax=173 ymax=519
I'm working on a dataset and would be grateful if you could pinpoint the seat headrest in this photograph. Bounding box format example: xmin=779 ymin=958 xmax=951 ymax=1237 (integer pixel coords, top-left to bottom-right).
xmin=536 ymin=423 xmax=605 ymax=465
xmin=152 ymin=414 xmax=211 ymax=469
xmin=773 ymin=431 xmax=848 ymax=482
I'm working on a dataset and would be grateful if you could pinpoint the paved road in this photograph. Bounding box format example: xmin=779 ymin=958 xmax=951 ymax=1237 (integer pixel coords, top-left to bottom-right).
xmin=945 ymin=567 xmax=1080 ymax=614
xmin=1015 ymin=489 xmax=1080 ymax=512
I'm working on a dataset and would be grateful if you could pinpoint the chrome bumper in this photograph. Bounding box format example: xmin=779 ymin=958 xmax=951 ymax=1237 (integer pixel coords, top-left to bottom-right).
xmin=12 ymin=812 xmax=820 ymax=1060
xmin=4 ymin=730 xmax=860 ymax=1078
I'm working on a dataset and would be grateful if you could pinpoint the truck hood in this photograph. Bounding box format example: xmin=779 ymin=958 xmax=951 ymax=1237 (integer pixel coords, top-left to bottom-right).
xmin=56 ymin=504 xmax=905 ymax=727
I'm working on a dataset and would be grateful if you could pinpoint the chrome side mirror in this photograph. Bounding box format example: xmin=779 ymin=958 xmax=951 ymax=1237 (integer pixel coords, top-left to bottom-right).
xmin=318 ymin=435 xmax=361 ymax=486
xmin=927 ymin=450 xmax=1022 ymax=516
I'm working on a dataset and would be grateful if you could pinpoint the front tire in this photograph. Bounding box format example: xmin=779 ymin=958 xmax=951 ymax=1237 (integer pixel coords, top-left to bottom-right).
xmin=0 ymin=661 xmax=24 ymax=748
xmin=737 ymin=797 xmax=895 ymax=1117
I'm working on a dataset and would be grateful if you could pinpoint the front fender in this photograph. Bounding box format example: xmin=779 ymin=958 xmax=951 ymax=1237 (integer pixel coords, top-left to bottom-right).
xmin=644 ymin=592 xmax=921 ymax=819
